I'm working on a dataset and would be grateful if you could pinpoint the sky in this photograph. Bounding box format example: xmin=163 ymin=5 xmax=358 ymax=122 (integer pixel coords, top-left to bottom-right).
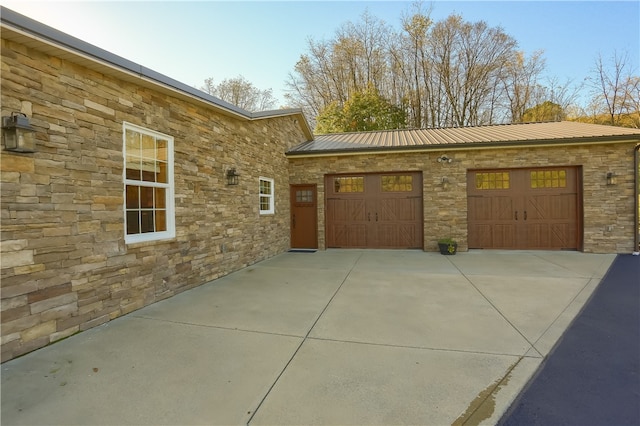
xmin=2 ymin=1 xmax=639 ymax=107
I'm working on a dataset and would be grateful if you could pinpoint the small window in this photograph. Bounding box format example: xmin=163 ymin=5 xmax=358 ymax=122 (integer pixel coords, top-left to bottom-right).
xmin=334 ymin=176 xmax=364 ymax=193
xmin=259 ymin=177 xmax=274 ymax=214
xmin=381 ymin=175 xmax=413 ymax=192
xmin=123 ymin=122 xmax=175 ymax=244
xmin=531 ymin=170 xmax=566 ymax=188
xmin=475 ymin=172 xmax=510 ymax=190
xmin=296 ymin=190 xmax=313 ymax=203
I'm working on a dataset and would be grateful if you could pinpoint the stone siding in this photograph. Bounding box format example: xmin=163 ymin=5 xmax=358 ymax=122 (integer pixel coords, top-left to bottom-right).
xmin=1 ymin=38 xmax=307 ymax=362
xmin=288 ymin=142 xmax=638 ymax=253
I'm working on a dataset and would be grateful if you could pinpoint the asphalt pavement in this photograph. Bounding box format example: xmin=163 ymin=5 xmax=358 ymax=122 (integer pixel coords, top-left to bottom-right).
xmin=498 ymin=254 xmax=640 ymax=426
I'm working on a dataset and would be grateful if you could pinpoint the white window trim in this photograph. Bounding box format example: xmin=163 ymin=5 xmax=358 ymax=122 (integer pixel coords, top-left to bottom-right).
xmin=123 ymin=122 xmax=176 ymax=244
xmin=259 ymin=177 xmax=275 ymax=215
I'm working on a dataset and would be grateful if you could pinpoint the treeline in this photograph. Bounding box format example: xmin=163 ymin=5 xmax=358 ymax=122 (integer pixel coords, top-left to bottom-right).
xmin=283 ymin=5 xmax=637 ymax=132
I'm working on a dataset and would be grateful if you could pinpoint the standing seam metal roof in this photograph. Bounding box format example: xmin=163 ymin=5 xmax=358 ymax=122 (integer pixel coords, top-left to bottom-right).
xmin=287 ymin=122 xmax=640 ymax=155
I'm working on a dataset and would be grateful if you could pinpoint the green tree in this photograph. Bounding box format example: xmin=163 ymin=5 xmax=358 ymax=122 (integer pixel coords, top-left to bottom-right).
xmin=315 ymin=102 xmax=345 ymax=134
xmin=315 ymin=85 xmax=406 ymax=134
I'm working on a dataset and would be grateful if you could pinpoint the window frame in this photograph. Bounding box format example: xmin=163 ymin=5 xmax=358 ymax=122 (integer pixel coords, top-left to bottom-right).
xmin=259 ymin=177 xmax=275 ymax=215
xmin=123 ymin=122 xmax=175 ymax=244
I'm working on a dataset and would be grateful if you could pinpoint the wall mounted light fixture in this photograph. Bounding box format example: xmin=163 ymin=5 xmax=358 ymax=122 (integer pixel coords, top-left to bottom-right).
xmin=2 ymin=113 xmax=36 ymax=153
xmin=437 ymin=155 xmax=452 ymax=163
xmin=606 ymin=172 xmax=617 ymax=186
xmin=226 ymin=168 xmax=240 ymax=185
xmin=441 ymin=176 xmax=450 ymax=190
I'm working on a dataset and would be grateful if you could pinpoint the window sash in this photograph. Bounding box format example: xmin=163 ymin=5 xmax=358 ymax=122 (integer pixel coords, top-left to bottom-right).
xmin=123 ymin=122 xmax=175 ymax=244
xmin=259 ymin=177 xmax=274 ymax=214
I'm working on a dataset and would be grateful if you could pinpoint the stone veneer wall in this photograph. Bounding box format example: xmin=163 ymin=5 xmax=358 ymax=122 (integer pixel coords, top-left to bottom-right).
xmin=288 ymin=141 xmax=638 ymax=253
xmin=1 ymin=38 xmax=307 ymax=362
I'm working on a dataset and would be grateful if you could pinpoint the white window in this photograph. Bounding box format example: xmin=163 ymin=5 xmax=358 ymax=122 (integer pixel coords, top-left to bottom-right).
xmin=123 ymin=122 xmax=175 ymax=244
xmin=259 ymin=177 xmax=275 ymax=215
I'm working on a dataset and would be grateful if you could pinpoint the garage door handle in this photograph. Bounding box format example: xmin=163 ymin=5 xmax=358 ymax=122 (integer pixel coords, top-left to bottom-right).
xmin=515 ymin=211 xmax=518 ymax=221
xmin=376 ymin=213 xmax=378 ymax=222
xmin=524 ymin=211 xmax=527 ymax=221
xmin=292 ymin=214 xmax=296 ymax=228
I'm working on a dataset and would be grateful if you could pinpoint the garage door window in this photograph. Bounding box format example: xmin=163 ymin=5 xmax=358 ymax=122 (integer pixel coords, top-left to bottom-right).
xmin=334 ymin=176 xmax=364 ymax=193
xmin=475 ymin=172 xmax=510 ymax=190
xmin=530 ymin=170 xmax=567 ymax=188
xmin=381 ymin=175 xmax=413 ymax=192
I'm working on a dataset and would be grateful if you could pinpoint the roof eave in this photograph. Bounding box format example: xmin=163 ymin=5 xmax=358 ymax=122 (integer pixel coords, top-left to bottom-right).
xmin=252 ymin=109 xmax=314 ymax=140
xmin=0 ymin=6 xmax=314 ymax=141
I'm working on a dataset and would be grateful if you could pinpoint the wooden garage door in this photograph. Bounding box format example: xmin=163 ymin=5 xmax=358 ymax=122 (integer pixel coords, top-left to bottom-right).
xmin=467 ymin=167 xmax=581 ymax=250
xmin=326 ymin=173 xmax=423 ymax=248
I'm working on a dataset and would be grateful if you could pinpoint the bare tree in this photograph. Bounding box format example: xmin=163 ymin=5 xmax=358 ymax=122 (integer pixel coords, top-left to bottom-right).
xmin=201 ymin=75 xmax=277 ymax=112
xmin=589 ymin=51 xmax=636 ymax=125
xmin=286 ymin=7 xmax=542 ymax=130
xmin=627 ymin=76 xmax=640 ymax=127
xmin=429 ymin=15 xmax=518 ymax=126
xmin=398 ymin=4 xmax=432 ymax=128
xmin=501 ymin=50 xmax=545 ymax=122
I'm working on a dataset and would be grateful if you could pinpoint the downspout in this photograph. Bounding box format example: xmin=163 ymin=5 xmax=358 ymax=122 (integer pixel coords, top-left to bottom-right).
xmin=635 ymin=144 xmax=640 ymax=254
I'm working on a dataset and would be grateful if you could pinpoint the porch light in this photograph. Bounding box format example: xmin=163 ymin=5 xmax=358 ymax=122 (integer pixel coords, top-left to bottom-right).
xmin=2 ymin=113 xmax=36 ymax=153
xmin=606 ymin=172 xmax=616 ymax=186
xmin=437 ymin=155 xmax=452 ymax=163
xmin=226 ymin=167 xmax=240 ymax=185
xmin=441 ymin=176 xmax=450 ymax=189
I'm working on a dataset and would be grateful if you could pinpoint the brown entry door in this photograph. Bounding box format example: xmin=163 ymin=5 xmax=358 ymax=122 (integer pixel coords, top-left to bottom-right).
xmin=290 ymin=184 xmax=318 ymax=249
xmin=325 ymin=173 xmax=423 ymax=249
xmin=467 ymin=167 xmax=581 ymax=250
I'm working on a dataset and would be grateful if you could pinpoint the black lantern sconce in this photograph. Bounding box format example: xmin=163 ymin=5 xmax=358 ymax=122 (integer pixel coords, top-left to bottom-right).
xmin=606 ymin=172 xmax=617 ymax=186
xmin=2 ymin=113 xmax=36 ymax=153
xmin=226 ymin=168 xmax=240 ymax=185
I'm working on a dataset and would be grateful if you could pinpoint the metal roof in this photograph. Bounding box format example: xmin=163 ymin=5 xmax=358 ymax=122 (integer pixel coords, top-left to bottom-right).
xmin=0 ymin=6 xmax=313 ymax=140
xmin=287 ymin=121 xmax=640 ymax=156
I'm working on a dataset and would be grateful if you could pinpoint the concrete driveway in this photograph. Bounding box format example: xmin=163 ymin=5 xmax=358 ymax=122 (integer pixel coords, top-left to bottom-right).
xmin=1 ymin=250 xmax=615 ymax=425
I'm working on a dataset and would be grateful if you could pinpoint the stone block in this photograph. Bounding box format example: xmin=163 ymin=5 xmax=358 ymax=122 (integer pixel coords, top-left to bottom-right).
xmin=79 ymin=314 xmax=109 ymax=331
xmin=30 ymin=293 xmax=77 ymax=314
xmin=22 ymin=320 xmax=56 ymax=342
xmin=0 ymin=154 xmax=34 ymax=173
xmin=0 ymin=239 xmax=28 ymax=252
xmin=28 ymin=283 xmax=72 ymax=303
xmin=1 ymin=250 xmax=34 ymax=268
xmin=50 ymin=325 xmax=79 ymax=342
xmin=1 ymin=295 xmax=28 ymax=310
xmin=1 ymin=305 xmax=30 ymax=323
xmin=84 ymin=98 xmax=115 ymax=116
xmin=40 ymin=302 xmax=77 ymax=322
xmin=56 ymin=312 xmax=91 ymax=331
xmin=1 ymin=314 xmax=40 ymax=336
xmin=13 ymin=263 xmax=46 ymax=275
